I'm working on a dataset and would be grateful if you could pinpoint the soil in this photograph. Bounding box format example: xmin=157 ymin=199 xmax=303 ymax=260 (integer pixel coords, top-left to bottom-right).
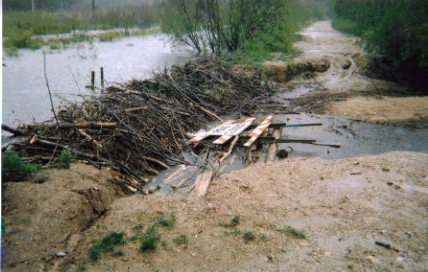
xmin=2 ymin=21 xmax=428 ymax=272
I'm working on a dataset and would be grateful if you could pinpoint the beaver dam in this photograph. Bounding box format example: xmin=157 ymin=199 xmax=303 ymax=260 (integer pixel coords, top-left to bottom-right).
xmin=4 ymin=57 xmax=323 ymax=197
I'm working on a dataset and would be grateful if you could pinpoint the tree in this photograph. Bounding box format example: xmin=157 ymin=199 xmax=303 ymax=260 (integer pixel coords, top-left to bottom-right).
xmin=159 ymin=0 xmax=290 ymax=55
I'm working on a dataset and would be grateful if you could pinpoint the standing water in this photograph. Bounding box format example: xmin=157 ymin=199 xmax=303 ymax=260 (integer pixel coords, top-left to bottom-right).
xmin=2 ymin=34 xmax=193 ymax=127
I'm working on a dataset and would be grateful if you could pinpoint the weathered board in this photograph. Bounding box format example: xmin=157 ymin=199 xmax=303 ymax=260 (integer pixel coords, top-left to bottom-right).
xmin=244 ymin=115 xmax=273 ymax=147
xmin=189 ymin=170 xmax=214 ymax=197
xmin=189 ymin=120 xmax=235 ymax=143
xmin=212 ymin=117 xmax=256 ymax=144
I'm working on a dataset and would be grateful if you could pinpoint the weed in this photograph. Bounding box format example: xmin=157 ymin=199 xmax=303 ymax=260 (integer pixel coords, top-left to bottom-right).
xmin=258 ymin=233 xmax=267 ymax=241
xmin=75 ymin=265 xmax=88 ymax=272
xmin=277 ymin=226 xmax=306 ymax=239
xmin=381 ymin=167 xmax=390 ymax=172
xmin=243 ymin=232 xmax=256 ymax=243
xmin=219 ymin=215 xmax=240 ymax=228
xmin=56 ymin=149 xmax=77 ymax=169
xmin=140 ymin=224 xmax=160 ymax=252
xmin=112 ymin=250 xmax=124 ymax=257
xmin=89 ymin=231 xmax=126 ymax=261
xmin=2 ymin=150 xmax=41 ymax=181
xmin=173 ymin=235 xmax=188 ymax=246
xmin=133 ymin=223 xmax=144 ymax=232
xmin=157 ymin=216 xmax=175 ymax=229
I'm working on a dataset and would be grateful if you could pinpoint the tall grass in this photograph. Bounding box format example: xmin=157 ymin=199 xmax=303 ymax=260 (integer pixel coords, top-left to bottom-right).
xmin=3 ymin=3 xmax=159 ymax=51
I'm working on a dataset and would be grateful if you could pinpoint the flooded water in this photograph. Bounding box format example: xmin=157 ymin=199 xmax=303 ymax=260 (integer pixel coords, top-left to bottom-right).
xmin=2 ymin=34 xmax=193 ymax=127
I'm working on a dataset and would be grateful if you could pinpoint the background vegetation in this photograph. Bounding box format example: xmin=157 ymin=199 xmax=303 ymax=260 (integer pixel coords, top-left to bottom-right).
xmin=3 ymin=1 xmax=159 ymax=52
xmin=331 ymin=0 xmax=428 ymax=92
xmin=159 ymin=0 xmax=329 ymax=62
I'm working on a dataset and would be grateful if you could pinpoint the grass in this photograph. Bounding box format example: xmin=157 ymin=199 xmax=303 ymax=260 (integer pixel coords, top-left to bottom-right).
xmin=89 ymin=231 xmax=126 ymax=261
xmin=172 ymin=235 xmax=188 ymax=246
xmin=156 ymin=213 xmax=175 ymax=229
xmin=243 ymin=231 xmax=256 ymax=243
xmin=277 ymin=226 xmax=306 ymax=239
xmin=2 ymin=150 xmax=41 ymax=181
xmin=219 ymin=215 xmax=240 ymax=228
xmin=75 ymin=265 xmax=88 ymax=272
xmin=140 ymin=224 xmax=160 ymax=252
xmin=2 ymin=5 xmax=159 ymax=53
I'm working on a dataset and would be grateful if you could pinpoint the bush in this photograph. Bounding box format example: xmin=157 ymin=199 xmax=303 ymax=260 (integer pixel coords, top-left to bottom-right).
xmin=56 ymin=149 xmax=77 ymax=169
xmin=332 ymin=0 xmax=428 ymax=91
xmin=2 ymin=150 xmax=41 ymax=181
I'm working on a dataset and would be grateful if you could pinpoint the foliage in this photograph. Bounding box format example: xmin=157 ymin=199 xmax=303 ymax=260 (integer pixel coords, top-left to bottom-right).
xmin=2 ymin=150 xmax=41 ymax=181
xmin=140 ymin=224 xmax=161 ymax=252
xmin=242 ymin=231 xmax=256 ymax=243
xmin=160 ymin=0 xmax=328 ymax=62
xmin=277 ymin=226 xmax=306 ymax=239
xmin=3 ymin=3 xmax=159 ymax=51
xmin=172 ymin=234 xmax=188 ymax=246
xmin=332 ymin=0 xmax=428 ymax=91
xmin=219 ymin=215 xmax=240 ymax=228
xmin=56 ymin=149 xmax=77 ymax=169
xmin=89 ymin=231 xmax=126 ymax=261
xmin=157 ymin=215 xmax=175 ymax=229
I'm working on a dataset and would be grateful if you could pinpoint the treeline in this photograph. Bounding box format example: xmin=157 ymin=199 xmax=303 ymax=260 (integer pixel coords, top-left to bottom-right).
xmin=332 ymin=0 xmax=428 ymax=92
xmin=159 ymin=0 xmax=329 ymax=62
xmin=2 ymin=0 xmax=155 ymax=11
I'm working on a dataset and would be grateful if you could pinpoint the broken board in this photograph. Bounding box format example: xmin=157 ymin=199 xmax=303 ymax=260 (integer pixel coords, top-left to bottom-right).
xmin=189 ymin=170 xmax=213 ymax=197
xmin=212 ymin=117 xmax=256 ymax=144
xmin=189 ymin=120 xmax=235 ymax=143
xmin=244 ymin=115 xmax=273 ymax=147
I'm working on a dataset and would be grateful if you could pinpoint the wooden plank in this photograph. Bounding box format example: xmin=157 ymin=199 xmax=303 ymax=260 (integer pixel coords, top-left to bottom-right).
xmin=213 ymin=117 xmax=255 ymax=144
xmin=189 ymin=170 xmax=213 ymax=197
xmin=189 ymin=120 xmax=235 ymax=143
xmin=243 ymin=115 xmax=273 ymax=147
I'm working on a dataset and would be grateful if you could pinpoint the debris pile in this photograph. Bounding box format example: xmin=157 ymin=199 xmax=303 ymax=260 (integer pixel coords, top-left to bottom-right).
xmin=4 ymin=58 xmax=274 ymax=190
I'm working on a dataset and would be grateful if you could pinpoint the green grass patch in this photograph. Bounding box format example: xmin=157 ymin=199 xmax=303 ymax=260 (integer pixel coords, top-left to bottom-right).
xmin=277 ymin=226 xmax=306 ymax=239
xmin=157 ymin=215 xmax=175 ymax=229
xmin=75 ymin=265 xmax=88 ymax=272
xmin=243 ymin=231 xmax=256 ymax=243
xmin=89 ymin=231 xmax=126 ymax=261
xmin=172 ymin=235 xmax=188 ymax=246
xmin=2 ymin=150 xmax=41 ymax=181
xmin=140 ymin=224 xmax=161 ymax=252
xmin=219 ymin=215 xmax=240 ymax=228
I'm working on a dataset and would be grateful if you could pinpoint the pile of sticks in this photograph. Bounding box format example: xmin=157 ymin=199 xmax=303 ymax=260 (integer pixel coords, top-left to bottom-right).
xmin=5 ymin=57 xmax=274 ymax=189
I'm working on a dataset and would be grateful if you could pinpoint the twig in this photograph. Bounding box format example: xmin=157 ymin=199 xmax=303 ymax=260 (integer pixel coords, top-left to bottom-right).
xmin=219 ymin=135 xmax=239 ymax=164
xmin=43 ymin=52 xmax=60 ymax=128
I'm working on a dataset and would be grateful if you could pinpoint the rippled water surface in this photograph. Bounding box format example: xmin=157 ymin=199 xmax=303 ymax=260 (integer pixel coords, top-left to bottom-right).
xmin=2 ymin=35 xmax=193 ymax=126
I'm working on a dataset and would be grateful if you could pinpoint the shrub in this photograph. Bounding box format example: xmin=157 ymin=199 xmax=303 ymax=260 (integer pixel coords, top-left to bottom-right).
xmin=56 ymin=149 xmax=77 ymax=169
xmin=2 ymin=150 xmax=41 ymax=181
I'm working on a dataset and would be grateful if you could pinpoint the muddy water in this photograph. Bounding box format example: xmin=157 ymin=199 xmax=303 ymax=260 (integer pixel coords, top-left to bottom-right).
xmin=2 ymin=34 xmax=193 ymax=127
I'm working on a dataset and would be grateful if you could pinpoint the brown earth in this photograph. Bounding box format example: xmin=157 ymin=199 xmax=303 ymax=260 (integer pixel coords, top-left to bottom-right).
xmin=2 ymin=21 xmax=428 ymax=272
xmin=2 ymin=152 xmax=428 ymax=271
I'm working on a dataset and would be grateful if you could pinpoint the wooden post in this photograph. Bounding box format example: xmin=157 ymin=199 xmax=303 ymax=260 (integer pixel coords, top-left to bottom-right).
xmin=100 ymin=67 xmax=104 ymax=87
xmin=265 ymin=128 xmax=282 ymax=162
xmin=91 ymin=71 xmax=95 ymax=89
